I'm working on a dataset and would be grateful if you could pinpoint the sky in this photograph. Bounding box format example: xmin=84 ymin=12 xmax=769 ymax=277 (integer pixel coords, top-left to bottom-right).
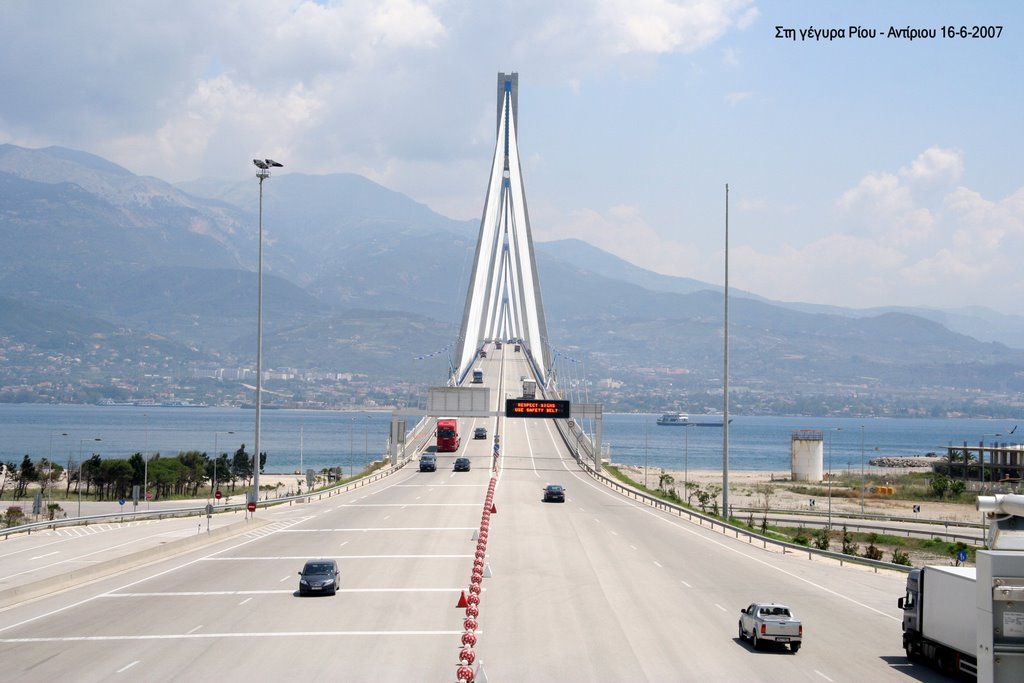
xmin=2 ymin=1 xmax=1022 ymax=314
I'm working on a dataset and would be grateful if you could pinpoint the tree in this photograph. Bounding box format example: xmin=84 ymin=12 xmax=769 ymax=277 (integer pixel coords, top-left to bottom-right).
xmin=232 ymin=445 xmax=252 ymax=489
xmin=208 ymin=453 xmax=230 ymax=492
xmin=929 ymin=472 xmax=950 ymax=498
xmin=177 ymin=451 xmax=207 ymax=497
xmin=128 ymin=452 xmax=146 ymax=486
xmin=99 ymin=459 xmax=134 ymax=500
xmin=147 ymin=457 xmax=183 ymax=500
xmin=81 ymin=454 xmax=102 ymax=496
xmin=16 ymin=455 xmax=37 ymax=498
xmin=658 ymin=470 xmax=675 ymax=492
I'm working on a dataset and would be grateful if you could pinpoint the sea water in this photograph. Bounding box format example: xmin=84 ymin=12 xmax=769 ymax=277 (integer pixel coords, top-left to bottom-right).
xmin=0 ymin=404 xmax=1017 ymax=475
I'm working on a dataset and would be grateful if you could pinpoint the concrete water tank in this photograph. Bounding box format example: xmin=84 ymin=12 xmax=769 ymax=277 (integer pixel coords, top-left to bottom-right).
xmin=791 ymin=430 xmax=824 ymax=481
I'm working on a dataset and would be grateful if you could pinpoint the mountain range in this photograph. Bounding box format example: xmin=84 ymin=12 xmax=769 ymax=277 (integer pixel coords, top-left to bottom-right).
xmin=2 ymin=143 xmax=1023 ymax=416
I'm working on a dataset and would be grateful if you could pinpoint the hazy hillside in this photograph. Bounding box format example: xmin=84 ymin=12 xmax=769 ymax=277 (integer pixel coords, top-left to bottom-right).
xmin=2 ymin=143 xmax=1023 ymax=415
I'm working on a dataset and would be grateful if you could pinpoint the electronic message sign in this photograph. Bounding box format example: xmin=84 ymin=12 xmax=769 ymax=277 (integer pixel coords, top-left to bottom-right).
xmin=505 ymin=399 xmax=571 ymax=419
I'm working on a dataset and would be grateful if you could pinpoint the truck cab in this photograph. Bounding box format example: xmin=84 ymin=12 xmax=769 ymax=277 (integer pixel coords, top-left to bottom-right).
xmin=472 ymin=368 xmax=483 ymax=384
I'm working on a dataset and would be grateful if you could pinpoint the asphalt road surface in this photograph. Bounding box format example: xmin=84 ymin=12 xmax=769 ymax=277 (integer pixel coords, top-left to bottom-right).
xmin=0 ymin=348 xmax=950 ymax=681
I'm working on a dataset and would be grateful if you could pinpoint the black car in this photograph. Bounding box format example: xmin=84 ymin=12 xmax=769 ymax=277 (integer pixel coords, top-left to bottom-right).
xmin=298 ymin=559 xmax=339 ymax=596
xmin=473 ymin=427 xmax=487 ymax=439
xmin=542 ymin=484 xmax=565 ymax=502
xmin=454 ymin=457 xmax=471 ymax=472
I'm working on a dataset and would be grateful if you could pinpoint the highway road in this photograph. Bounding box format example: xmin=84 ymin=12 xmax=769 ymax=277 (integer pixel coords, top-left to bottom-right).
xmin=0 ymin=345 xmax=950 ymax=681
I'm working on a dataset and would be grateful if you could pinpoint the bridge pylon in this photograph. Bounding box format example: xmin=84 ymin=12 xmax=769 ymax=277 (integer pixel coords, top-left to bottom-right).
xmin=454 ymin=72 xmax=551 ymax=385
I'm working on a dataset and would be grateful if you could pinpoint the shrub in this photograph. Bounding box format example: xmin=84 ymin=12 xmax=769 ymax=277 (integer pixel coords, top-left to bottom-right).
xmin=792 ymin=527 xmax=810 ymax=546
xmin=813 ymin=527 xmax=831 ymax=550
xmin=4 ymin=505 xmax=26 ymax=528
xmin=891 ymin=548 xmax=911 ymax=566
xmin=841 ymin=525 xmax=859 ymax=556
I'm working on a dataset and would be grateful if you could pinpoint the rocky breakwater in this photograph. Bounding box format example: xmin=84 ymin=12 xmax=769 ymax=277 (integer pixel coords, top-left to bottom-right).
xmin=868 ymin=455 xmax=940 ymax=468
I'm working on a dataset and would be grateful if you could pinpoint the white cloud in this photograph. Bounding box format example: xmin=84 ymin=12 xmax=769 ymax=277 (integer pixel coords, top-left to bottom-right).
xmin=901 ymin=146 xmax=964 ymax=184
xmin=733 ymin=151 xmax=1024 ymax=311
xmin=837 ymin=173 xmax=935 ymax=245
xmin=595 ymin=0 xmax=758 ymax=55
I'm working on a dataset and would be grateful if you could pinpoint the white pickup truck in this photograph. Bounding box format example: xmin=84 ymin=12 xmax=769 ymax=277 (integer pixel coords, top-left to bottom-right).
xmin=738 ymin=602 xmax=802 ymax=652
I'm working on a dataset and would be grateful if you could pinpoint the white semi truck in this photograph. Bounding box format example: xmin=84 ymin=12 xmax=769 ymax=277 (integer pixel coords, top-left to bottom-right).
xmin=899 ymin=565 xmax=978 ymax=678
xmin=899 ymin=493 xmax=1024 ymax=682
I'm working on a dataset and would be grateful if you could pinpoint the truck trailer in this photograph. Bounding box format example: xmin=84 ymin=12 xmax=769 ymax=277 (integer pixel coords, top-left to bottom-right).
xmin=436 ymin=418 xmax=460 ymax=453
xmin=899 ymin=565 xmax=978 ymax=678
xmin=522 ymin=378 xmax=537 ymax=399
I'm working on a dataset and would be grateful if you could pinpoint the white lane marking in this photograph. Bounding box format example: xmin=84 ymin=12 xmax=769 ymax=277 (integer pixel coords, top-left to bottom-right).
xmin=714 ymin=604 xmax=727 ymax=612
xmin=0 ymin=472 xmax=433 ymax=633
xmin=383 ymin=515 xmax=391 ymax=520
xmin=609 ymin=530 xmax=618 ymax=536
xmin=552 ymin=434 xmax=902 ymax=623
xmin=187 ymin=625 xmax=203 ymax=634
xmin=814 ymin=671 xmax=833 ymax=681
xmin=30 ymin=552 xmax=60 ymax=560
xmin=205 ymin=555 xmax=472 ymax=561
xmin=106 ymin=588 xmax=465 ymax=597
xmin=0 ymin=535 xmax=153 ymax=582
xmin=339 ymin=541 xmax=349 ymax=549
xmin=680 ymin=579 xmax=692 ymax=588
xmin=653 ymin=560 xmax=663 ymax=568
xmin=116 ymin=660 xmax=140 ymax=673
xmin=630 ymin=545 xmax=638 ymax=551
xmin=0 ymin=630 xmax=469 ymax=643
xmin=279 ymin=527 xmax=477 ymax=532
xmin=239 ymin=597 xmax=252 ymax=606
xmin=337 ymin=503 xmax=479 ymax=507
xmin=279 ymin=575 xmax=292 ymax=582
xmin=395 ymin=484 xmax=482 ymax=488
xmin=0 ymin=538 xmax=68 ymax=559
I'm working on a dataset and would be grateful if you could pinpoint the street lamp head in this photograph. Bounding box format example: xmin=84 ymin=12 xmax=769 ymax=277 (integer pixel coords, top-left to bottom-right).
xmin=253 ymin=159 xmax=283 ymax=170
xmin=253 ymin=159 xmax=268 ymax=169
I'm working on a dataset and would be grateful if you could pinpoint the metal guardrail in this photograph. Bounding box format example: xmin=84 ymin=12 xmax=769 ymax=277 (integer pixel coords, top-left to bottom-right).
xmin=729 ymin=507 xmax=983 ymax=544
xmin=2 ymin=457 xmax=411 ymax=541
xmin=732 ymin=513 xmax=983 ymax=545
xmin=730 ymin=505 xmax=985 ymax=530
xmin=549 ymin=420 xmax=913 ymax=574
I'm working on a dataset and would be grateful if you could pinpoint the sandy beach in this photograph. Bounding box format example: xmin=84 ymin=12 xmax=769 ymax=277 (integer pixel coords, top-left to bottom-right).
xmin=614 ymin=465 xmax=980 ymax=524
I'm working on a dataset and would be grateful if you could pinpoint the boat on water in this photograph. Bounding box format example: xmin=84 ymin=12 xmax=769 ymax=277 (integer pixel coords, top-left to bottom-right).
xmin=656 ymin=412 xmax=730 ymax=427
xmin=96 ymin=398 xmax=208 ymax=408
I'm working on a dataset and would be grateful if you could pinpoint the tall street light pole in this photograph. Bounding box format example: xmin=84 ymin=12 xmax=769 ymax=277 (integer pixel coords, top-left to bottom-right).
xmin=722 ymin=183 xmax=730 ymax=520
xmin=252 ymin=158 xmax=283 ymax=510
xmin=827 ymin=427 xmax=842 ymax=529
xmin=684 ymin=422 xmax=691 ymax=506
xmin=77 ymin=438 xmax=101 ymax=518
xmin=48 ymin=432 xmax=68 ymax=511
xmin=143 ymin=412 xmax=149 ymax=510
xmin=860 ymin=425 xmax=866 ymax=515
